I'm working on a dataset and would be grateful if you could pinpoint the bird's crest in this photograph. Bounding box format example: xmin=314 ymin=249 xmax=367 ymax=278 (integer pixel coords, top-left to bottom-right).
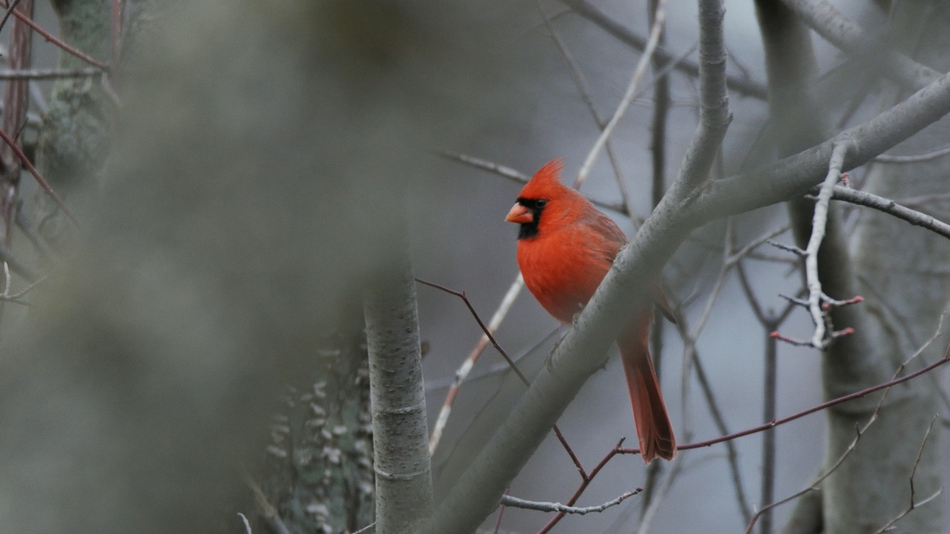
xmin=519 ymin=158 xmax=566 ymax=198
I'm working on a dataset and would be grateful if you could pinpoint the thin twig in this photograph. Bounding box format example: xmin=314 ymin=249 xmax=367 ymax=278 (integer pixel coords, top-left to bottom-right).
xmin=0 ymin=0 xmax=20 ymax=33
xmin=744 ymin=398 xmax=882 ymax=534
xmin=619 ymin=342 xmax=950 ymax=455
xmin=0 ymin=127 xmax=78 ymax=225
xmin=437 ymin=151 xmax=628 ymax=214
xmin=635 ymin=457 xmax=680 ymax=534
xmin=428 ymin=275 xmax=524 ymax=454
xmin=0 ymin=0 xmax=108 ymax=70
xmin=558 ymin=0 xmax=768 ymax=99
xmin=773 ymin=141 xmax=854 ymax=349
xmin=415 ymin=278 xmax=587 ymax=478
xmin=871 ymin=417 xmax=942 ymax=532
xmin=111 ymin=0 xmax=124 ymax=66
xmin=536 ymin=0 xmax=629 ymax=208
xmin=779 ymin=0 xmax=938 ymax=91
xmin=500 ymin=489 xmax=640 ymax=515
xmin=536 ymin=438 xmax=627 ymax=534
xmin=492 ymin=488 xmax=509 ymax=534
xmin=576 ymin=0 xmax=667 ymax=185
xmin=875 ymin=144 xmax=950 ymax=163
xmin=0 ymin=67 xmax=100 ymax=79
xmin=829 ymin=185 xmax=950 ymax=240
xmin=237 ymin=513 xmax=252 ymax=534
xmin=747 ymin=319 xmax=943 ymax=533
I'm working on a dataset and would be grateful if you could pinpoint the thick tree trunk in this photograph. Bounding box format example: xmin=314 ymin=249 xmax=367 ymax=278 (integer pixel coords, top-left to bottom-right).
xmin=828 ymin=4 xmax=950 ymax=532
xmin=756 ymin=2 xmax=946 ymax=532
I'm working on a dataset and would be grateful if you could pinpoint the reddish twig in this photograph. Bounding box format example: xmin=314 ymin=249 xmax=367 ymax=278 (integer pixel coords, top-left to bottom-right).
xmin=111 ymin=0 xmax=124 ymax=65
xmin=744 ymin=396 xmax=880 ymax=534
xmin=0 ymin=0 xmax=31 ymax=246
xmin=536 ymin=438 xmax=627 ymax=534
xmin=0 ymin=0 xmax=108 ymax=70
xmin=0 ymin=128 xmax=77 ymax=225
xmin=0 ymin=0 xmax=20 ymax=33
xmin=426 ymin=275 xmax=524 ymax=454
xmin=415 ymin=278 xmax=587 ymax=478
xmin=492 ymin=487 xmax=509 ymax=534
xmin=616 ymin=343 xmax=950 ymax=457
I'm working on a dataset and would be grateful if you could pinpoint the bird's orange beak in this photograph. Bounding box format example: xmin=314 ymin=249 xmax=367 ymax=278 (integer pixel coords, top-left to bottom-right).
xmin=505 ymin=203 xmax=533 ymax=224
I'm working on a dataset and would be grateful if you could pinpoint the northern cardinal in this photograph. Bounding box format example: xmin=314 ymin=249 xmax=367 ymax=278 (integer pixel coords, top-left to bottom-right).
xmin=505 ymin=159 xmax=676 ymax=463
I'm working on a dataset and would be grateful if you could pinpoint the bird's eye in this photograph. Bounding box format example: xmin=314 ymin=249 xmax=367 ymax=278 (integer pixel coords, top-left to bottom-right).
xmin=535 ymin=199 xmax=548 ymax=208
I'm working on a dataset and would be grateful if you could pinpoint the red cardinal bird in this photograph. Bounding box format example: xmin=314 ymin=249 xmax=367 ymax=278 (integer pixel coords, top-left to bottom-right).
xmin=505 ymin=159 xmax=676 ymax=463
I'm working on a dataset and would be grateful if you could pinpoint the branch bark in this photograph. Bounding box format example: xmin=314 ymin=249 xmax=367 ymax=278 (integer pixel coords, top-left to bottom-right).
xmin=780 ymin=0 xmax=938 ymax=91
xmin=559 ymin=0 xmax=769 ymax=100
xmin=821 ymin=4 xmax=950 ymax=531
xmin=0 ymin=0 xmax=32 ymax=246
xmin=365 ymin=245 xmax=433 ymax=534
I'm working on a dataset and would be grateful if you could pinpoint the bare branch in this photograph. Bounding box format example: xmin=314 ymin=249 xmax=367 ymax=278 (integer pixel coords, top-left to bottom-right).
xmin=0 ymin=128 xmax=78 ymax=225
xmin=779 ymin=0 xmax=938 ymax=91
xmin=802 ymin=141 xmax=852 ymax=348
xmin=577 ymin=0 xmax=667 ymax=185
xmin=875 ymin=144 xmax=950 ymax=164
xmin=536 ymin=439 xmax=627 ymax=534
xmin=829 ymin=185 xmax=950 ymax=240
xmin=679 ymin=0 xmax=732 ymax=193
xmin=0 ymin=238 xmax=35 ymax=281
xmin=691 ymin=69 xmax=950 ymax=222
xmin=0 ymin=67 xmax=100 ymax=80
xmin=871 ymin=417 xmax=942 ymax=534
xmin=635 ymin=458 xmax=681 ymax=534
xmin=536 ymin=0 xmax=630 ymax=206
xmin=627 ymin=344 xmax=950 ymax=455
xmin=424 ymin=22 xmax=950 ymax=534
xmin=237 ymin=513 xmax=252 ymax=534
xmin=415 ymin=278 xmax=587 ymax=478
xmin=365 ymin=259 xmax=433 ymax=532
xmin=0 ymin=0 xmax=108 ymax=70
xmin=426 ymin=275 xmax=524 ymax=454
xmin=744 ymin=399 xmax=883 ymax=534
xmin=500 ymin=489 xmax=640 ymax=515
xmin=438 ymin=151 xmax=627 ymax=214
xmin=559 ymin=0 xmax=768 ymax=99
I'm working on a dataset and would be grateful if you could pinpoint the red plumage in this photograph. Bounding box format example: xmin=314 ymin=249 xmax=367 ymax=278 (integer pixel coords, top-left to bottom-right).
xmin=505 ymin=159 xmax=676 ymax=463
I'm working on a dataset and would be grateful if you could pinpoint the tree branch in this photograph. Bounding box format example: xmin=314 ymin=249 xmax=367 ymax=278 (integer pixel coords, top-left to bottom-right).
xmin=499 ymin=490 xmax=639 ymax=515
xmin=691 ymin=69 xmax=950 ymax=221
xmin=559 ymin=0 xmax=768 ymax=100
xmin=780 ymin=0 xmax=938 ymax=91
xmin=576 ymin=0 xmax=667 ymax=185
xmin=829 ymin=185 xmax=950 ymax=240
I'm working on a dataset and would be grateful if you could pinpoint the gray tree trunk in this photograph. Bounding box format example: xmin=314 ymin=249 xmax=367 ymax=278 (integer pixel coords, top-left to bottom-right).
xmin=825 ymin=4 xmax=950 ymax=533
xmin=365 ymin=248 xmax=434 ymax=534
xmin=756 ymin=3 xmax=947 ymax=533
